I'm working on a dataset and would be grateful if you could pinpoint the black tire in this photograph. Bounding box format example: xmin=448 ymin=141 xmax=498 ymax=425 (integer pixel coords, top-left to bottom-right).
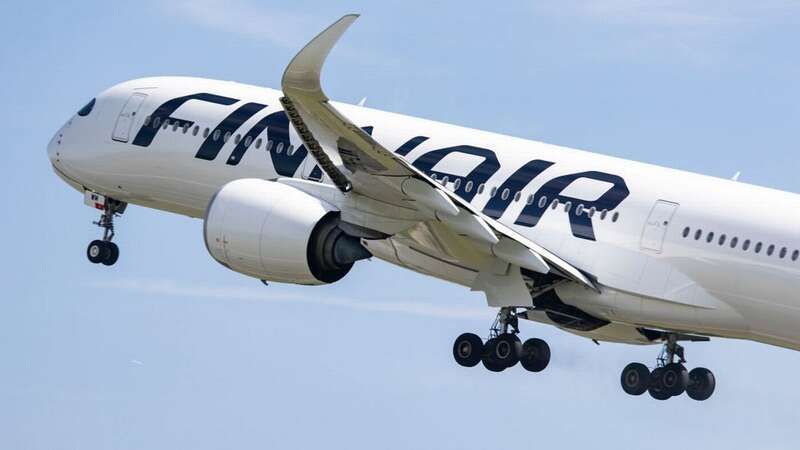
xmin=481 ymin=338 xmax=505 ymax=372
xmin=520 ymin=338 xmax=551 ymax=373
xmin=620 ymin=362 xmax=650 ymax=396
xmin=491 ymin=333 xmax=521 ymax=368
xmin=87 ymin=240 xmax=107 ymax=264
xmin=686 ymin=367 xmax=716 ymax=401
xmin=661 ymin=363 xmax=689 ymax=396
xmin=648 ymin=367 xmax=671 ymax=400
xmin=102 ymin=242 xmax=119 ymax=266
xmin=452 ymin=333 xmax=483 ymax=367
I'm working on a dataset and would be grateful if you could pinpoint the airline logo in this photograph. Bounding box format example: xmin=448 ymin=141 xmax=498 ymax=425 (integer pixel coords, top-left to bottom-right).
xmin=132 ymin=93 xmax=630 ymax=241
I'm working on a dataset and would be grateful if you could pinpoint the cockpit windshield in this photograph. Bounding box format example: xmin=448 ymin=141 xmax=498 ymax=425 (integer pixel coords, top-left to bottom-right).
xmin=77 ymin=98 xmax=96 ymax=117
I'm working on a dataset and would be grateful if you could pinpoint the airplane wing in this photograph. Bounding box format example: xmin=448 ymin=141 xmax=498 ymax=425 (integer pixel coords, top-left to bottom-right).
xmin=280 ymin=14 xmax=598 ymax=293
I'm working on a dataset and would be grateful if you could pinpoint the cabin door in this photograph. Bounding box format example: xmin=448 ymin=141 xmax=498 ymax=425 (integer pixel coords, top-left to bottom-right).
xmin=640 ymin=200 xmax=679 ymax=253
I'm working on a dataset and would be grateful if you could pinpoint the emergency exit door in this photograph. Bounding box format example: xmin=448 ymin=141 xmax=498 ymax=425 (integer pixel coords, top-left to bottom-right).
xmin=640 ymin=200 xmax=679 ymax=252
xmin=112 ymin=92 xmax=147 ymax=143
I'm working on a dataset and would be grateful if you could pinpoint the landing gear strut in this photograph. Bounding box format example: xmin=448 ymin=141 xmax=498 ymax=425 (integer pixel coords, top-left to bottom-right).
xmin=620 ymin=332 xmax=715 ymax=401
xmin=452 ymin=307 xmax=550 ymax=373
xmin=87 ymin=198 xmax=126 ymax=266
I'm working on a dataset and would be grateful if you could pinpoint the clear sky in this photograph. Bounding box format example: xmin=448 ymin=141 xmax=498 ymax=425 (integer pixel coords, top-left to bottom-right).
xmin=3 ymin=1 xmax=800 ymax=449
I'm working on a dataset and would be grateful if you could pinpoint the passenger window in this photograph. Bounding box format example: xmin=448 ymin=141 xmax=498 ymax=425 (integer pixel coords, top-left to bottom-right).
xmin=780 ymin=247 xmax=787 ymax=259
xmin=212 ymin=129 xmax=221 ymax=141
xmin=564 ymin=201 xmax=572 ymax=213
xmin=706 ymin=232 xmax=714 ymax=243
xmin=255 ymin=138 xmax=262 ymax=149
xmin=767 ymin=244 xmax=775 ymax=256
xmin=501 ymin=188 xmax=510 ymax=200
xmin=453 ymin=178 xmax=462 ymax=191
xmin=153 ymin=117 xmax=161 ymax=129
xmin=172 ymin=122 xmax=179 ymax=132
xmin=143 ymin=116 xmax=151 ymax=126
xmin=192 ymin=125 xmax=199 ymax=136
xmin=267 ymin=140 xmax=274 ymax=151
xmin=182 ymin=123 xmax=190 ymax=134
xmin=551 ymin=199 xmax=560 ymax=210
xmin=478 ymin=184 xmax=485 ymax=194
xmin=441 ymin=175 xmax=449 ymax=185
xmin=588 ymin=207 xmax=596 ymax=218
xmin=234 ymin=134 xmax=241 ymax=145
xmin=755 ymin=242 xmax=763 ymax=253
xmin=576 ymin=204 xmax=584 ymax=216
xmin=682 ymin=227 xmax=690 ymax=238
xmin=730 ymin=237 xmax=738 ymax=248
xmin=600 ymin=209 xmax=607 ymax=220
xmin=244 ymin=136 xmax=252 ymax=147
xmin=162 ymin=120 xmax=169 ymax=130
xmin=694 ymin=229 xmax=702 ymax=240
xmin=514 ymin=191 xmax=521 ymax=202
xmin=743 ymin=239 xmax=751 ymax=251
xmin=526 ymin=194 xmax=534 ymax=205
xmin=203 ymin=128 xmax=210 ymax=138
xmin=718 ymin=234 xmax=726 ymax=246
xmin=276 ymin=142 xmax=284 ymax=153
xmin=793 ymin=250 xmax=799 ymax=261
xmin=223 ymin=131 xmax=231 ymax=143
xmin=465 ymin=181 xmax=474 ymax=192
xmin=288 ymin=145 xmax=296 ymax=156
xmin=490 ymin=187 xmax=497 ymax=198
xmin=612 ymin=211 xmax=619 ymax=222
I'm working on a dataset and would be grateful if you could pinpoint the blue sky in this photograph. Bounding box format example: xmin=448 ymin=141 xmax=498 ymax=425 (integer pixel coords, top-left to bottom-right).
xmin=3 ymin=1 xmax=800 ymax=449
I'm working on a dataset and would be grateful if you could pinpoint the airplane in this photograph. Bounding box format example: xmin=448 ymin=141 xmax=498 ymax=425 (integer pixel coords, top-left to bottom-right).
xmin=47 ymin=14 xmax=800 ymax=402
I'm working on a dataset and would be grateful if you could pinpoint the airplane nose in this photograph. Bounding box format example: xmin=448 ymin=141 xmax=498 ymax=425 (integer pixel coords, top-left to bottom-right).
xmin=47 ymin=129 xmax=61 ymax=164
xmin=47 ymin=135 xmax=55 ymax=162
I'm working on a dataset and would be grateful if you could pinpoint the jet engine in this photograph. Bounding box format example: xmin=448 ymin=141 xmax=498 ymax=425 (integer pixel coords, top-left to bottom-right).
xmin=204 ymin=178 xmax=371 ymax=285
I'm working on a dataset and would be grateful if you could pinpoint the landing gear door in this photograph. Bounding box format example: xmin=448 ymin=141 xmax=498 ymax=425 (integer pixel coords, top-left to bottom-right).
xmin=640 ymin=200 xmax=679 ymax=253
xmin=112 ymin=92 xmax=148 ymax=143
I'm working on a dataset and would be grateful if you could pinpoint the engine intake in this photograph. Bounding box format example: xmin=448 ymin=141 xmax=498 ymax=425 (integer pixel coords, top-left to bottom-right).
xmin=204 ymin=179 xmax=370 ymax=285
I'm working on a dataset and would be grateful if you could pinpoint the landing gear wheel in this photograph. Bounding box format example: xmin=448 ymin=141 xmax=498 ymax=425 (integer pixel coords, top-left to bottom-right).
xmin=87 ymin=197 xmax=126 ymax=267
xmin=87 ymin=240 xmax=108 ymax=264
xmin=520 ymin=338 xmax=551 ymax=373
xmin=453 ymin=333 xmax=483 ymax=367
xmin=648 ymin=368 xmax=671 ymax=400
xmin=101 ymin=242 xmax=119 ymax=266
xmin=661 ymin=363 xmax=689 ymax=396
xmin=481 ymin=338 xmax=506 ymax=372
xmin=492 ymin=333 xmax=521 ymax=368
xmin=686 ymin=367 xmax=715 ymax=401
xmin=620 ymin=363 xmax=650 ymax=396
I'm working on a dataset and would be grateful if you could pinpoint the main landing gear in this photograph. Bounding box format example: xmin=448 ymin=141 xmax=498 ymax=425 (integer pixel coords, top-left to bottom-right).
xmin=620 ymin=333 xmax=715 ymax=401
xmin=86 ymin=198 xmax=126 ymax=266
xmin=452 ymin=307 xmax=550 ymax=373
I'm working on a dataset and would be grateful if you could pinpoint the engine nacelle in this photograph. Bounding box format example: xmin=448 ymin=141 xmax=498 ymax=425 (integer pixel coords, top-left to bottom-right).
xmin=204 ymin=179 xmax=370 ymax=285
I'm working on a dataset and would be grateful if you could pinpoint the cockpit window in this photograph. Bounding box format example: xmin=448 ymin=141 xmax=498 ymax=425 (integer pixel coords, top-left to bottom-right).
xmin=77 ymin=98 xmax=96 ymax=117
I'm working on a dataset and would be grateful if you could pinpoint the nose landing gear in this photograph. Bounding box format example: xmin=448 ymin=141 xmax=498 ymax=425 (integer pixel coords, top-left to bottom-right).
xmin=452 ymin=307 xmax=551 ymax=374
xmin=620 ymin=332 xmax=715 ymax=401
xmin=86 ymin=197 xmax=126 ymax=266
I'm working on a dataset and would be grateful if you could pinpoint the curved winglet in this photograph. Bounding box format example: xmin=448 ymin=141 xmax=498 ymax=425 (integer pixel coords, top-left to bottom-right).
xmin=282 ymin=14 xmax=359 ymax=100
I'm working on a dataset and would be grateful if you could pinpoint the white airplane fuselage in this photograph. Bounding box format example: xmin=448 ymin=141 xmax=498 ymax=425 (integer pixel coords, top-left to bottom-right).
xmin=48 ymin=76 xmax=800 ymax=351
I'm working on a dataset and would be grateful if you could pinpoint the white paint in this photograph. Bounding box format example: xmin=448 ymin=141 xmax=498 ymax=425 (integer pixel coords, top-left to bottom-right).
xmin=46 ymin=46 xmax=800 ymax=353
